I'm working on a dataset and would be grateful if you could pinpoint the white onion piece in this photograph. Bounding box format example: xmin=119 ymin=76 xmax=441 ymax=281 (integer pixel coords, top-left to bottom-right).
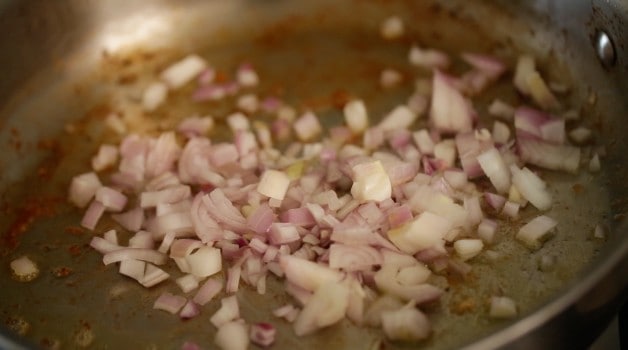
xmin=177 ymin=116 xmax=214 ymax=138
xmin=140 ymin=185 xmax=191 ymax=208
xmin=364 ymin=295 xmax=404 ymax=327
xmin=142 ymin=82 xmax=168 ymax=111
xmin=387 ymin=212 xmax=451 ymax=254
xmin=396 ymin=264 xmax=431 ymax=286
xmin=119 ymin=259 xmax=145 ymax=281
xmin=374 ymin=265 xmax=443 ymax=303
xmin=380 ymin=16 xmax=404 ymax=39
xmin=526 ymin=71 xmax=560 ymax=110
xmin=95 ymin=186 xmax=127 ymax=212
xmin=489 ymin=296 xmax=518 ymax=319
xmin=111 ymin=206 xmax=144 ymax=232
xmin=92 ymin=144 xmax=118 ymax=172
xmin=193 ymin=278 xmax=223 ymax=306
xmin=250 ymin=322 xmax=276 ymax=347
xmin=413 ymin=129 xmax=435 ymax=155
xmin=294 ymin=111 xmax=322 ymax=141
xmin=455 ymin=131 xmax=493 ymax=178
xmin=408 ymin=46 xmax=450 ymax=69
xmin=179 ymin=300 xmax=201 ymax=320
xmin=378 ymin=105 xmax=417 ymax=132
xmin=408 ymin=185 xmax=467 ymax=228
xmin=10 ymin=256 xmax=39 ymax=282
xmin=176 ymin=274 xmax=200 ymax=293
xmin=478 ymin=219 xmax=498 ymax=244
xmin=258 ymin=170 xmax=291 ymax=201
xmin=430 ymin=70 xmax=474 ymax=133
xmin=502 ymin=201 xmax=520 ymax=219
xmin=463 ymin=195 xmax=483 ymax=227
xmin=237 ymin=93 xmax=259 ymax=114
xmin=237 ymin=63 xmax=259 ymax=87
xmin=381 ymin=305 xmax=431 ymax=341
xmin=569 ymin=127 xmax=592 ymax=144
xmin=141 ymin=264 xmax=170 ymax=287
xmin=433 ymin=139 xmax=456 ymax=167
xmin=513 ymin=55 xmax=536 ymax=95
xmin=153 ymin=292 xmax=187 ymax=314
xmin=510 ymin=165 xmax=552 ymax=211
xmin=90 ymin=236 xmax=122 ymax=254
xmin=128 ymin=231 xmax=155 ymax=249
xmin=211 ymin=296 xmax=240 ymax=328
xmin=453 ymin=239 xmax=484 ymax=261
xmin=215 ymin=320 xmax=249 ymax=350
xmin=293 ymin=282 xmax=350 ymax=336
xmin=493 ymin=121 xmax=511 ymax=144
xmin=226 ymin=266 xmax=241 ymax=293
xmin=186 ymin=246 xmax=222 ymax=278
xmin=488 ymin=99 xmax=515 ymax=120
xmin=344 ymin=99 xmax=369 ymax=134
xmin=269 ymin=223 xmax=300 ymax=245
xmin=328 ymin=244 xmax=383 ymax=271
xmin=477 ymin=147 xmax=511 ymax=193
xmin=461 ymin=52 xmax=506 ymax=80
xmin=69 ymin=172 xmax=103 ymax=208
xmin=279 ymin=255 xmax=343 ymax=292
xmin=516 ymin=215 xmax=558 ymax=249
xmin=160 ymin=55 xmax=207 ymax=89
xmin=381 ymin=68 xmax=403 ymax=88
xmin=201 ymin=189 xmax=247 ymax=232
xmin=81 ymin=200 xmax=105 ymax=230
xmin=103 ymin=248 xmax=167 ymax=266
xmin=350 ymin=160 xmax=392 ymax=202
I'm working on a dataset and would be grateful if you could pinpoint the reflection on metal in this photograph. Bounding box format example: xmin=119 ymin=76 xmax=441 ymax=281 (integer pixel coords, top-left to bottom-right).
xmin=595 ymin=30 xmax=616 ymax=68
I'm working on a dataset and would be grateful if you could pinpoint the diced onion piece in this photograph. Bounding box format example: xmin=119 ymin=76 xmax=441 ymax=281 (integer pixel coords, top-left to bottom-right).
xmin=380 ymin=16 xmax=404 ymax=39
xmin=477 ymin=147 xmax=511 ymax=194
xmin=510 ymin=165 xmax=552 ymax=211
xmin=237 ymin=94 xmax=259 ymax=114
xmin=461 ymin=53 xmax=506 ymax=80
xmin=10 ymin=256 xmax=39 ymax=282
xmin=526 ymin=71 xmax=560 ymax=110
xmin=178 ymin=116 xmax=214 ymax=137
xmin=257 ymin=170 xmax=290 ymax=200
xmin=328 ymin=244 xmax=383 ymax=271
xmin=589 ymin=153 xmax=601 ymax=172
xmin=502 ymin=201 xmax=520 ymax=219
xmin=211 ymin=296 xmax=240 ymax=328
xmin=176 ymin=274 xmax=200 ymax=293
xmin=413 ymin=129 xmax=435 ymax=155
xmin=453 ymin=239 xmax=484 ymax=261
xmin=161 ymin=55 xmax=207 ymax=89
xmin=488 ymin=99 xmax=515 ymax=120
xmin=250 ymin=322 xmax=276 ymax=347
xmin=92 ymin=144 xmax=118 ymax=172
xmin=69 ymin=172 xmax=102 ymax=208
xmin=516 ymin=215 xmax=557 ymax=249
xmin=381 ymin=305 xmax=431 ymax=341
xmin=364 ymin=295 xmax=404 ymax=327
xmin=569 ymin=127 xmax=592 ymax=144
xmin=279 ymin=255 xmax=343 ymax=292
xmin=193 ymin=278 xmax=223 ymax=306
xmin=293 ymin=282 xmax=350 ymax=336
xmin=492 ymin=121 xmax=510 ymax=144
xmin=95 ymin=186 xmax=127 ymax=212
xmin=387 ymin=212 xmax=452 ymax=254
xmin=381 ymin=69 xmax=403 ymax=88
xmin=237 ymin=63 xmax=259 ymax=87
xmin=153 ymin=292 xmax=187 ymax=314
xmin=294 ymin=111 xmax=322 ymax=141
xmin=269 ymin=223 xmax=300 ymax=245
xmin=119 ymin=259 xmax=145 ymax=281
xmin=443 ymin=170 xmax=467 ymax=189
xmin=350 ymin=160 xmax=392 ymax=202
xmin=489 ymin=296 xmax=518 ymax=319
xmin=141 ymin=264 xmax=170 ymax=287
xmin=396 ymin=264 xmax=431 ymax=286
xmin=379 ymin=105 xmax=417 ymax=132
xmin=593 ymin=224 xmax=606 ymax=239
xmin=430 ymin=70 xmax=474 ymax=133
xmin=142 ymin=82 xmax=168 ymax=111
xmin=103 ymin=248 xmax=168 ymax=266
xmin=433 ymin=139 xmax=456 ymax=167
xmin=513 ymin=55 xmax=536 ymax=95
xmin=344 ymin=99 xmax=369 ymax=133
xmin=179 ymin=300 xmax=201 ymax=319
xmin=215 ymin=320 xmax=249 ymax=350
xmin=477 ymin=219 xmax=498 ymax=244
xmin=408 ymin=46 xmax=450 ymax=69
xmin=186 ymin=246 xmax=222 ymax=278
xmin=227 ymin=112 xmax=250 ymax=132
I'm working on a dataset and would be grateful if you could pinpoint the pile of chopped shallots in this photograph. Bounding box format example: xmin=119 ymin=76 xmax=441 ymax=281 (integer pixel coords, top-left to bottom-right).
xmin=57 ymin=15 xmax=604 ymax=350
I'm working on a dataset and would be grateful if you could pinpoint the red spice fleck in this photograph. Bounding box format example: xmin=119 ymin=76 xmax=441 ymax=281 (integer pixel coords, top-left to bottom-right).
xmin=68 ymin=245 xmax=82 ymax=256
xmin=2 ymin=196 xmax=62 ymax=251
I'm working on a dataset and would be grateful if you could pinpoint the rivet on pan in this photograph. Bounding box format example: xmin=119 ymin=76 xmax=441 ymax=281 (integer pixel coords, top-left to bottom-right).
xmin=595 ymin=30 xmax=616 ymax=68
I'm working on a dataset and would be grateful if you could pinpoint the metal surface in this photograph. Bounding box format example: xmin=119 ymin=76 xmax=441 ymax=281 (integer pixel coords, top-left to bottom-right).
xmin=0 ymin=0 xmax=626 ymax=349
